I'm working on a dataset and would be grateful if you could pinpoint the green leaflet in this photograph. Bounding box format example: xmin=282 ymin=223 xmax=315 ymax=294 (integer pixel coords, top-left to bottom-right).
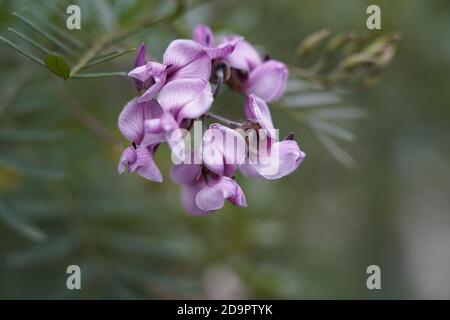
xmin=45 ymin=54 xmax=71 ymax=79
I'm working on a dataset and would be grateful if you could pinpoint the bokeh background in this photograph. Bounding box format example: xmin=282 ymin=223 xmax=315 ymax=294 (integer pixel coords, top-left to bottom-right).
xmin=1 ymin=0 xmax=449 ymax=299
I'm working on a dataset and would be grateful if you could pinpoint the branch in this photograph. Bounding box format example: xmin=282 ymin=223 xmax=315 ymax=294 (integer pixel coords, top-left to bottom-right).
xmin=69 ymin=36 xmax=111 ymax=78
xmin=205 ymin=112 xmax=242 ymax=128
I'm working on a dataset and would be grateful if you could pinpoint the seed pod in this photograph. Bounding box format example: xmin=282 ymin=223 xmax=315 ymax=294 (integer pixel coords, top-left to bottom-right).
xmin=296 ymin=28 xmax=331 ymax=59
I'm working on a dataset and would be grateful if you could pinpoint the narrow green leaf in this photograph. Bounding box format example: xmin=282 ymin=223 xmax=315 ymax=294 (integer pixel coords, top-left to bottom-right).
xmin=35 ymin=0 xmax=66 ymax=16
xmin=82 ymin=48 xmax=136 ymax=69
xmin=8 ymin=27 xmax=54 ymax=55
xmin=12 ymin=12 xmax=75 ymax=56
xmin=283 ymin=91 xmax=341 ymax=108
xmin=307 ymin=118 xmax=356 ymax=142
xmin=0 ymin=35 xmax=46 ymax=66
xmin=315 ymin=132 xmax=356 ymax=168
xmin=45 ymin=54 xmax=71 ymax=79
xmin=310 ymin=107 xmax=367 ymax=120
xmin=92 ymin=0 xmax=117 ymax=30
xmin=92 ymin=49 xmax=123 ymax=61
xmin=72 ymin=71 xmax=127 ymax=79
xmin=0 ymin=201 xmax=47 ymax=242
xmin=285 ymin=79 xmax=323 ymax=93
xmin=23 ymin=6 xmax=85 ymax=49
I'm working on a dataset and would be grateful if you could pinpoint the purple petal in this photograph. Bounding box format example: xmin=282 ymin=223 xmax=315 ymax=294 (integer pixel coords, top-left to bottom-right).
xmin=227 ymin=179 xmax=247 ymax=207
xmin=141 ymin=112 xmax=179 ymax=147
xmin=204 ymin=36 xmax=242 ymax=60
xmin=192 ymin=24 xmax=215 ymax=47
xmin=168 ymin=54 xmax=211 ymax=82
xmin=239 ymin=163 xmax=260 ymax=177
xmin=177 ymin=81 xmax=213 ymax=122
xmin=158 ymin=79 xmax=204 ymax=112
xmin=163 ymin=40 xmax=205 ymax=66
xmin=221 ymin=37 xmax=261 ymax=72
xmin=118 ymin=98 xmax=162 ymax=144
xmin=165 ymin=128 xmax=189 ymax=162
xmin=137 ymin=62 xmax=168 ymax=102
xmin=163 ymin=40 xmax=211 ymax=80
xmin=132 ymin=43 xmax=148 ymax=91
xmin=138 ymin=81 xmax=164 ymax=103
xmin=170 ymin=163 xmax=202 ymax=185
xmin=143 ymin=112 xmax=177 ymax=133
xmin=141 ymin=132 xmax=165 ymax=147
xmin=118 ymin=146 xmax=137 ymax=174
xmin=128 ymin=65 xmax=149 ymax=82
xmin=195 ymin=176 xmax=247 ymax=211
xmin=160 ymin=112 xmax=179 ymax=131
xmin=134 ymin=43 xmax=147 ymax=68
xmin=243 ymin=60 xmax=288 ymax=102
xmin=158 ymin=79 xmax=213 ymax=121
xmin=144 ymin=118 xmax=161 ymax=133
xmin=128 ymin=145 xmax=163 ymax=182
xmin=181 ymin=183 xmax=208 ymax=216
xmin=245 ymin=94 xmax=276 ymax=138
xmin=202 ymin=127 xmax=225 ymax=176
xmin=256 ymin=139 xmax=305 ymax=180
xmin=202 ymin=124 xmax=246 ymax=177
xmin=147 ymin=61 xmax=167 ymax=77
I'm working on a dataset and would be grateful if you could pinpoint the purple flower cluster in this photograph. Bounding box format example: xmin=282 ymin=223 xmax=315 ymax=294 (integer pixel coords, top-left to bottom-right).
xmin=117 ymin=24 xmax=305 ymax=215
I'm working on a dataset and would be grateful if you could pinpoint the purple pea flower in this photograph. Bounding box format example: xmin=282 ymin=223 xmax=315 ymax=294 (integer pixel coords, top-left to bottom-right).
xmin=192 ymin=24 xmax=216 ymax=47
xmin=220 ymin=35 xmax=262 ymax=73
xmin=240 ymin=94 xmax=305 ymax=179
xmin=116 ymin=25 xmax=304 ymax=215
xmin=192 ymin=25 xmax=288 ymax=102
xmin=117 ymin=97 xmax=164 ymax=182
xmin=169 ymin=123 xmax=248 ymax=215
xmin=201 ymin=123 xmax=246 ymax=177
xmin=171 ymin=154 xmax=247 ymax=216
xmin=132 ymin=43 xmax=149 ymax=91
xmin=192 ymin=24 xmax=242 ymax=60
xmin=223 ymin=36 xmax=288 ymax=102
xmin=128 ymin=38 xmax=238 ymax=102
xmin=142 ymin=78 xmax=214 ymax=155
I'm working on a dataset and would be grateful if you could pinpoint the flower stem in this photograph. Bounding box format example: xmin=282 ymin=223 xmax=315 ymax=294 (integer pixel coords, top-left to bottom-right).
xmin=213 ymin=68 xmax=224 ymax=99
xmin=69 ymin=35 xmax=110 ymax=78
xmin=205 ymin=112 xmax=242 ymax=128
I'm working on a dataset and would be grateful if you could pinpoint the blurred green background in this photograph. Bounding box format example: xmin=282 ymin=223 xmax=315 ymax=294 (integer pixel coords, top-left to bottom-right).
xmin=0 ymin=0 xmax=449 ymax=299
